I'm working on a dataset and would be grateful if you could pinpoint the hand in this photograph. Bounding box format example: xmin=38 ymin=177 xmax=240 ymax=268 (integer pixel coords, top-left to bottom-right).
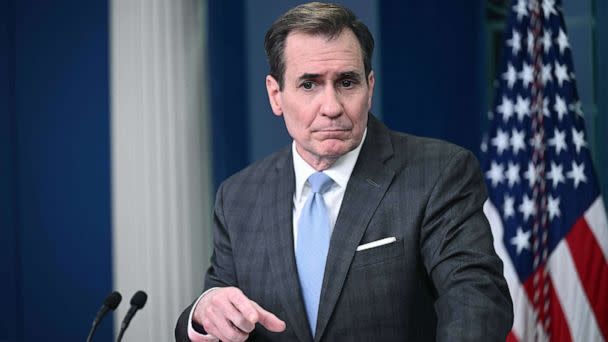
xmin=193 ymin=287 xmax=286 ymax=342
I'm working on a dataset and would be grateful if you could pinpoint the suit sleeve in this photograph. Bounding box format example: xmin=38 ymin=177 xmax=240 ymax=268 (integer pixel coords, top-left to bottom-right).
xmin=419 ymin=149 xmax=513 ymax=341
xmin=175 ymin=182 xmax=238 ymax=341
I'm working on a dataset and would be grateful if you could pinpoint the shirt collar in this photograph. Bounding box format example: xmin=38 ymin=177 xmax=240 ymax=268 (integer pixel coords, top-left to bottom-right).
xmin=292 ymin=128 xmax=367 ymax=202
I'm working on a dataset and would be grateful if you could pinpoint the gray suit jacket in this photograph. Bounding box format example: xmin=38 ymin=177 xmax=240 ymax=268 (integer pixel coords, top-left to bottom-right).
xmin=176 ymin=116 xmax=513 ymax=341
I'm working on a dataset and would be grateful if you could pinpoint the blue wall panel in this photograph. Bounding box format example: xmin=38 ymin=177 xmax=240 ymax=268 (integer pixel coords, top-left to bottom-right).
xmin=379 ymin=0 xmax=486 ymax=155
xmin=1 ymin=0 xmax=113 ymax=340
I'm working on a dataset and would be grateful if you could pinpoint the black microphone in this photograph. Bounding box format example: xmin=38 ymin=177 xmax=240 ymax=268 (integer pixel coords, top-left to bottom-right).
xmin=87 ymin=291 xmax=122 ymax=342
xmin=116 ymin=290 xmax=148 ymax=342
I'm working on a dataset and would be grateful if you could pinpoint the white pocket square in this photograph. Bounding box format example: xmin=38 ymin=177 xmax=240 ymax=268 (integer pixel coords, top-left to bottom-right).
xmin=356 ymin=237 xmax=397 ymax=251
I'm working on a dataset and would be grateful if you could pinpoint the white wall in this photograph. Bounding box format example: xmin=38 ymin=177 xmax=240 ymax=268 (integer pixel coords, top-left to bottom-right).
xmin=110 ymin=0 xmax=211 ymax=340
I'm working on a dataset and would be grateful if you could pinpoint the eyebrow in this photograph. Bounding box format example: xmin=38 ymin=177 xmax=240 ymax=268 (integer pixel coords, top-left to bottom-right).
xmin=296 ymin=71 xmax=363 ymax=82
xmin=338 ymin=71 xmax=362 ymax=81
xmin=297 ymin=73 xmax=322 ymax=82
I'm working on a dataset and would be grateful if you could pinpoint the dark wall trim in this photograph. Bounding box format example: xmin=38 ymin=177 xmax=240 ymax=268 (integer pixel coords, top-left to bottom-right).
xmin=594 ymin=0 xmax=608 ymax=199
xmin=0 ymin=0 xmax=21 ymax=340
xmin=208 ymin=0 xmax=250 ymax=190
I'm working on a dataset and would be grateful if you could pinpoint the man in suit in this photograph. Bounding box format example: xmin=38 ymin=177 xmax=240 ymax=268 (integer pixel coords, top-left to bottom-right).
xmin=176 ymin=2 xmax=513 ymax=341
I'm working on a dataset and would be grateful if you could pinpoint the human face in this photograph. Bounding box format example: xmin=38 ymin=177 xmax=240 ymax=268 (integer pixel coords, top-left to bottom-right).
xmin=266 ymin=29 xmax=375 ymax=170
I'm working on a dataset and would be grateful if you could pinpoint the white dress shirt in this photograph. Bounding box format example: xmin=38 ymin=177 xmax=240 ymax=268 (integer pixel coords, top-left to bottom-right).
xmin=187 ymin=130 xmax=367 ymax=341
xmin=291 ymin=129 xmax=367 ymax=245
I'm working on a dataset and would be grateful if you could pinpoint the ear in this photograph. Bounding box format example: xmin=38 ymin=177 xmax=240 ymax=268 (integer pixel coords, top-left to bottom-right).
xmin=266 ymin=75 xmax=283 ymax=116
xmin=366 ymin=71 xmax=375 ymax=110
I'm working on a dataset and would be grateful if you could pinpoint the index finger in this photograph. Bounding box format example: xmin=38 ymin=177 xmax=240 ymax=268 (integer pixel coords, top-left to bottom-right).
xmin=228 ymin=291 xmax=260 ymax=324
xmin=251 ymin=301 xmax=286 ymax=332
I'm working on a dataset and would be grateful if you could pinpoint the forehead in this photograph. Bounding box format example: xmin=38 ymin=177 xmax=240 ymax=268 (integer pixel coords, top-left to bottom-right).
xmin=282 ymin=30 xmax=364 ymax=77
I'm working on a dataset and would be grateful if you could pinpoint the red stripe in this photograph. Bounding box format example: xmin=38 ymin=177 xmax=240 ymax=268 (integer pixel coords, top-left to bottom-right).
xmin=548 ymin=279 xmax=573 ymax=342
xmin=565 ymin=217 xmax=608 ymax=340
xmin=506 ymin=330 xmax=519 ymax=342
xmin=522 ymin=266 xmax=573 ymax=341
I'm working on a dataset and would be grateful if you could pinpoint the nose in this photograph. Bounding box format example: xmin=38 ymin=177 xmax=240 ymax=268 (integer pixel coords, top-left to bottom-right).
xmin=319 ymin=86 xmax=343 ymax=118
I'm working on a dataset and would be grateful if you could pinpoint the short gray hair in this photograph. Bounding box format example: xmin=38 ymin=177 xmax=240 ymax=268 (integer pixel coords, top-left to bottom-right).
xmin=264 ymin=2 xmax=374 ymax=90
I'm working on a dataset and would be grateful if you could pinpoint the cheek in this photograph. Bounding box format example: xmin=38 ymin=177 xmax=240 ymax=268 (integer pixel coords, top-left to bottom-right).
xmin=283 ymin=112 xmax=312 ymax=140
xmin=346 ymin=102 xmax=369 ymax=126
xmin=284 ymin=107 xmax=315 ymax=129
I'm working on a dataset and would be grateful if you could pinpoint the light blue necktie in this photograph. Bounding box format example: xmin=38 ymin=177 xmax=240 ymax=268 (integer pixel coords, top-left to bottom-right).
xmin=296 ymin=171 xmax=334 ymax=336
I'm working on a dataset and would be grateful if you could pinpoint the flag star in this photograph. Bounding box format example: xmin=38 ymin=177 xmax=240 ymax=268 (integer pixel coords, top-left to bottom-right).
xmin=486 ymin=161 xmax=505 ymax=187
xmin=491 ymin=129 xmax=510 ymax=155
xmin=541 ymin=63 xmax=553 ymax=85
xmin=503 ymin=63 xmax=518 ymax=88
xmin=497 ymin=96 xmax=515 ymax=122
xmin=547 ymin=162 xmax=566 ymax=188
xmin=510 ymin=227 xmax=531 ymax=255
xmin=542 ymin=29 xmax=553 ymax=54
xmin=567 ymin=161 xmax=587 ymax=188
xmin=556 ymin=28 xmax=570 ymax=54
xmin=548 ymin=195 xmax=561 ymax=220
xmin=571 ymin=128 xmax=588 ymax=154
xmin=510 ymin=128 xmax=526 ymax=155
xmin=515 ymin=95 xmax=531 ymax=122
xmin=555 ymin=62 xmax=571 ymax=87
xmin=503 ymin=195 xmax=516 ymax=218
xmin=506 ymin=162 xmax=521 ymax=187
xmin=553 ymin=95 xmax=568 ymax=121
xmin=524 ymin=162 xmax=538 ymax=188
xmin=507 ymin=30 xmax=522 ymax=55
xmin=527 ymin=30 xmax=534 ymax=56
xmin=542 ymin=0 xmax=558 ymax=19
xmin=569 ymin=100 xmax=583 ymax=117
xmin=519 ymin=62 xmax=534 ymax=88
xmin=519 ymin=194 xmax=537 ymax=221
xmin=548 ymin=128 xmax=567 ymax=155
xmin=513 ymin=0 xmax=529 ymax=21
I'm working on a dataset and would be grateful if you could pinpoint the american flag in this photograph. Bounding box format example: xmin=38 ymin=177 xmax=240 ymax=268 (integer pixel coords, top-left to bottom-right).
xmin=482 ymin=0 xmax=608 ymax=341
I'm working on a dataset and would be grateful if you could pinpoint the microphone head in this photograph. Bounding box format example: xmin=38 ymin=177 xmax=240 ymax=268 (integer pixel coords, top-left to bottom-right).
xmin=130 ymin=291 xmax=148 ymax=309
xmin=104 ymin=291 xmax=122 ymax=310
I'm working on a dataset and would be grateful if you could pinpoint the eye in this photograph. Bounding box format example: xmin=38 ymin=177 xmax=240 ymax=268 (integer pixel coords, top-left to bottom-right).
xmin=340 ymin=79 xmax=355 ymax=88
xmin=301 ymin=81 xmax=314 ymax=90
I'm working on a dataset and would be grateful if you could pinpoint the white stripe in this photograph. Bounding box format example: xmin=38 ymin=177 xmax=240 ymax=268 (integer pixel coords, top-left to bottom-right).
xmin=484 ymin=201 xmax=546 ymax=341
xmin=584 ymin=197 xmax=608 ymax=262
xmin=549 ymin=240 xmax=604 ymax=342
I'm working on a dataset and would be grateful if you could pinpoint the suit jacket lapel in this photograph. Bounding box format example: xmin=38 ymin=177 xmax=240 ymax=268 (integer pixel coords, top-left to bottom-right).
xmin=314 ymin=116 xmax=396 ymax=341
xmin=263 ymin=148 xmax=313 ymax=342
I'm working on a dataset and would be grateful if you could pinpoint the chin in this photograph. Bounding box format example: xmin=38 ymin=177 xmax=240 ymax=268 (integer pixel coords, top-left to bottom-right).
xmin=318 ymin=140 xmax=356 ymax=158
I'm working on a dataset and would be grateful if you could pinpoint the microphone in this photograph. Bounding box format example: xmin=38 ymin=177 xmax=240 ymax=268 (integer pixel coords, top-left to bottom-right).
xmin=116 ymin=290 xmax=148 ymax=342
xmin=87 ymin=291 xmax=122 ymax=342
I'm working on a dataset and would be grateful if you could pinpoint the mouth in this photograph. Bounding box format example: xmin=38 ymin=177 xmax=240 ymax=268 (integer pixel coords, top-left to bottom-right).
xmin=313 ymin=129 xmax=351 ymax=138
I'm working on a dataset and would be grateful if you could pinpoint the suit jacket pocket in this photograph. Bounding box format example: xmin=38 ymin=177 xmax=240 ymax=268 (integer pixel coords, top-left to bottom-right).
xmin=351 ymin=238 xmax=404 ymax=269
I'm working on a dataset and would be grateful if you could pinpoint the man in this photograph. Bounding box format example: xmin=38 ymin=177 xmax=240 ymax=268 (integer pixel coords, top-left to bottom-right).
xmin=176 ymin=2 xmax=513 ymax=341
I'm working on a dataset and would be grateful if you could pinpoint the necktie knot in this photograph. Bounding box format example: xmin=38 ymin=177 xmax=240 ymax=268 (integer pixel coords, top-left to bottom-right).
xmin=308 ymin=172 xmax=333 ymax=194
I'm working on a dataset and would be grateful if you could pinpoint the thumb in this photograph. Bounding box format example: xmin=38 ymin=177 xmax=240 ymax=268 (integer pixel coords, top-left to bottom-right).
xmin=251 ymin=301 xmax=286 ymax=332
